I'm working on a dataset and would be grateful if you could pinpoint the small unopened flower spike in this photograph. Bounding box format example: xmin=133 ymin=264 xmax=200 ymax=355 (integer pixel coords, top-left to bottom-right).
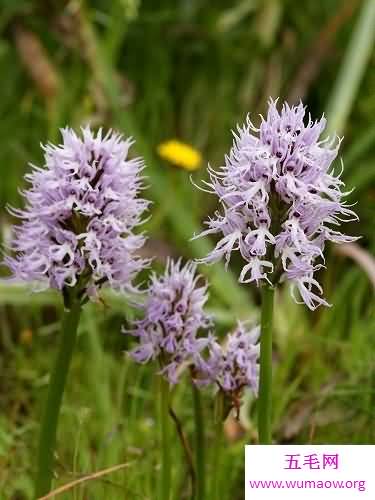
xmin=1 ymin=126 xmax=150 ymax=497
xmin=193 ymin=99 xmax=359 ymax=310
xmin=4 ymin=126 xmax=149 ymax=306
xmin=192 ymin=321 xmax=260 ymax=500
xmin=127 ymin=259 xmax=211 ymax=384
xmin=194 ymin=322 xmax=260 ymax=414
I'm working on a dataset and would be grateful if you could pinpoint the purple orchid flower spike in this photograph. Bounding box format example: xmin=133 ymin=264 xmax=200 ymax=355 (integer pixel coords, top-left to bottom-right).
xmin=193 ymin=99 xmax=359 ymax=310
xmin=2 ymin=126 xmax=151 ymax=497
xmin=194 ymin=322 xmax=260 ymax=413
xmin=3 ymin=126 xmax=150 ymax=305
xmin=126 ymin=259 xmax=212 ymax=384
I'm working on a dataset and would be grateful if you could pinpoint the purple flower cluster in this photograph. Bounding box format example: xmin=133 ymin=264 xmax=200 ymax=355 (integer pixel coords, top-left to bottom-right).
xmin=194 ymin=99 xmax=358 ymax=309
xmin=4 ymin=127 xmax=149 ymax=301
xmin=195 ymin=322 xmax=260 ymax=400
xmin=127 ymin=259 xmax=212 ymax=384
xmin=127 ymin=259 xmax=260 ymax=397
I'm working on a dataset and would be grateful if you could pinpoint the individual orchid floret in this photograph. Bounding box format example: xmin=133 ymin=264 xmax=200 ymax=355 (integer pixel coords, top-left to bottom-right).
xmin=193 ymin=99 xmax=359 ymax=310
xmin=3 ymin=126 xmax=149 ymax=305
xmin=194 ymin=322 xmax=260 ymax=412
xmin=126 ymin=259 xmax=212 ymax=384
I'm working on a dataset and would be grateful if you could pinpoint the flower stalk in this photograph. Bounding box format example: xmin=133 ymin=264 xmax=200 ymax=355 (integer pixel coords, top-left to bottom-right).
xmin=211 ymin=391 xmax=225 ymax=500
xmin=35 ymin=300 xmax=81 ymax=497
xmin=159 ymin=376 xmax=171 ymax=500
xmin=168 ymin=405 xmax=196 ymax=498
xmin=258 ymin=284 xmax=274 ymax=444
xmin=192 ymin=382 xmax=205 ymax=500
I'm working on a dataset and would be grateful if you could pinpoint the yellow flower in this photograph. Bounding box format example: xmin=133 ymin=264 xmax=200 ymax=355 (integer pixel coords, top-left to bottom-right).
xmin=157 ymin=139 xmax=202 ymax=171
xmin=20 ymin=328 xmax=33 ymax=345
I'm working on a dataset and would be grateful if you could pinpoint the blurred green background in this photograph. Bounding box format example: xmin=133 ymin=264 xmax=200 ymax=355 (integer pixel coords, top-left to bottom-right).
xmin=0 ymin=0 xmax=374 ymax=498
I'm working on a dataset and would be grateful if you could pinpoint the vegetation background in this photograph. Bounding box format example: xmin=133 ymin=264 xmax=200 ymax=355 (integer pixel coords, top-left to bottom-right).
xmin=0 ymin=0 xmax=374 ymax=498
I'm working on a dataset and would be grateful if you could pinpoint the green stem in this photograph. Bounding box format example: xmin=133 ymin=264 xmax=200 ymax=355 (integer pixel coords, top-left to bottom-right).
xmin=258 ymin=284 xmax=275 ymax=444
xmin=192 ymin=383 xmax=205 ymax=500
xmin=159 ymin=377 xmax=171 ymax=500
xmin=169 ymin=405 xmax=196 ymax=497
xmin=35 ymin=302 xmax=81 ymax=498
xmin=211 ymin=392 xmax=224 ymax=500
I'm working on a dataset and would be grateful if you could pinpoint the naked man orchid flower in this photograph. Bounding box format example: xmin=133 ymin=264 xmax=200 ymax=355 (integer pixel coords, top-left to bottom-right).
xmin=193 ymin=99 xmax=359 ymax=445
xmin=195 ymin=322 xmax=260 ymax=409
xmin=193 ymin=99 xmax=358 ymax=310
xmin=4 ymin=126 xmax=149 ymax=305
xmin=127 ymin=259 xmax=212 ymax=384
xmin=1 ymin=126 xmax=150 ymax=497
xmin=126 ymin=259 xmax=212 ymax=499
